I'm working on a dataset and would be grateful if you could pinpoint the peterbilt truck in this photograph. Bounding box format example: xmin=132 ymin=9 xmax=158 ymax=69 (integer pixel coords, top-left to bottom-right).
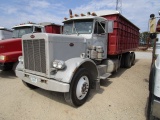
xmin=0 ymin=22 xmax=61 ymax=71
xmin=16 ymin=11 xmax=139 ymax=106
xmin=147 ymin=11 xmax=160 ymax=120
xmin=0 ymin=27 xmax=13 ymax=40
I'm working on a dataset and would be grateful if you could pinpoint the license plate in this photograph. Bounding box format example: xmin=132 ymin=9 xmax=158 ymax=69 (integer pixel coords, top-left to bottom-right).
xmin=29 ymin=76 xmax=38 ymax=83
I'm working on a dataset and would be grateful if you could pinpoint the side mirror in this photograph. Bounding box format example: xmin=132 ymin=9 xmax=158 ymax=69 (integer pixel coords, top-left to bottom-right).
xmin=107 ymin=20 xmax=114 ymax=33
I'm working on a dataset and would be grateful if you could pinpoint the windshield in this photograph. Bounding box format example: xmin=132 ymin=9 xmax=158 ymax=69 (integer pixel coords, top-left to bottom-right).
xmin=12 ymin=26 xmax=33 ymax=38
xmin=63 ymin=19 xmax=93 ymax=34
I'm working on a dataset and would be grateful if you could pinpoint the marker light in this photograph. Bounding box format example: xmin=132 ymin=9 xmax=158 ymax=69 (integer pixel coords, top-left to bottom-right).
xmin=81 ymin=13 xmax=85 ymax=16
xmin=75 ymin=14 xmax=79 ymax=17
xmin=64 ymin=17 xmax=68 ymax=20
xmin=91 ymin=12 xmax=97 ymax=16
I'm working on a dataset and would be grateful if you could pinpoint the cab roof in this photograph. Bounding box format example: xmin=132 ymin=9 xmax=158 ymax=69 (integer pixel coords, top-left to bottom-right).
xmin=0 ymin=27 xmax=13 ymax=32
xmin=63 ymin=15 xmax=107 ymax=23
xmin=12 ymin=24 xmax=44 ymax=29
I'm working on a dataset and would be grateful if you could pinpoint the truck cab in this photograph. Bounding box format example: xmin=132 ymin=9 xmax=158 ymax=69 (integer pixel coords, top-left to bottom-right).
xmin=0 ymin=22 xmax=60 ymax=71
xmin=0 ymin=27 xmax=13 ymax=40
xmin=12 ymin=23 xmax=45 ymax=38
xmin=63 ymin=15 xmax=113 ymax=60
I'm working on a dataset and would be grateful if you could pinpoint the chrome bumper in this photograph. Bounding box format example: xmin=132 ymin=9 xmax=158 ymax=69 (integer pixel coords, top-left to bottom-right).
xmin=16 ymin=70 xmax=70 ymax=92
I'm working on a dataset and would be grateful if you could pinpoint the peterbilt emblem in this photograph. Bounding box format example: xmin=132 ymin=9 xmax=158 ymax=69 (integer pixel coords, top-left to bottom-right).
xmin=30 ymin=35 xmax=35 ymax=38
xmin=69 ymin=43 xmax=74 ymax=47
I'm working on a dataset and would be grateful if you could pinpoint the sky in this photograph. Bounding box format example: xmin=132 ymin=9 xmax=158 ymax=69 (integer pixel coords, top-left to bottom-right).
xmin=0 ymin=0 xmax=159 ymax=32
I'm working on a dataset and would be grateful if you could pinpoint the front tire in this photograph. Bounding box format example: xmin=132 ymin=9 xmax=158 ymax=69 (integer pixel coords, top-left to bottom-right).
xmin=64 ymin=68 xmax=91 ymax=107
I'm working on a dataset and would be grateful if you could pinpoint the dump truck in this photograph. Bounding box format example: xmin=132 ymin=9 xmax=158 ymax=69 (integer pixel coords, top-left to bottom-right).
xmin=0 ymin=27 xmax=12 ymax=40
xmin=0 ymin=22 xmax=61 ymax=71
xmin=147 ymin=11 xmax=160 ymax=120
xmin=16 ymin=10 xmax=139 ymax=106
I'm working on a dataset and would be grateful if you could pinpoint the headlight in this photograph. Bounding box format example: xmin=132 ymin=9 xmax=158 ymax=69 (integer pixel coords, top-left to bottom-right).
xmin=0 ymin=55 xmax=7 ymax=60
xmin=18 ymin=56 xmax=24 ymax=63
xmin=53 ymin=60 xmax=65 ymax=69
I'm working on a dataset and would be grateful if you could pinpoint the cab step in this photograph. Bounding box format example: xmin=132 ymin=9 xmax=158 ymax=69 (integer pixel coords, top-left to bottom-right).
xmin=99 ymin=73 xmax=111 ymax=80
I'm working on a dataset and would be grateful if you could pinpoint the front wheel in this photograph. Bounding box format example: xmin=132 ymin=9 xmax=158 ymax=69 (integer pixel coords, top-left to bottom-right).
xmin=64 ymin=68 xmax=91 ymax=107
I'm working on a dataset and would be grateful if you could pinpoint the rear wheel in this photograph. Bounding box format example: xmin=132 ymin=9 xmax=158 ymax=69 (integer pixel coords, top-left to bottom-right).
xmin=130 ymin=52 xmax=135 ymax=65
xmin=120 ymin=54 xmax=125 ymax=68
xmin=64 ymin=68 xmax=91 ymax=107
xmin=22 ymin=80 xmax=38 ymax=89
xmin=124 ymin=52 xmax=131 ymax=68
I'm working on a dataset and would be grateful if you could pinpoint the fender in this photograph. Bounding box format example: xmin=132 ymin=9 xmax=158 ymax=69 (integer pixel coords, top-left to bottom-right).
xmin=54 ymin=57 xmax=98 ymax=84
xmin=0 ymin=51 xmax=22 ymax=63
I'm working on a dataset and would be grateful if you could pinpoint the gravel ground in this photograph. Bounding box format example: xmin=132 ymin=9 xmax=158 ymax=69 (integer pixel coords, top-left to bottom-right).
xmin=0 ymin=52 xmax=152 ymax=120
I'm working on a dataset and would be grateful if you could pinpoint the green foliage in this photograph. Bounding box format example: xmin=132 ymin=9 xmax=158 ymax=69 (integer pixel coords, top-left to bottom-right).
xmin=140 ymin=31 xmax=149 ymax=42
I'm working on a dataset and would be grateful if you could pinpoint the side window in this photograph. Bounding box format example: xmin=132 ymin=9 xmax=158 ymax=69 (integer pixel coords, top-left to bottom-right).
xmin=35 ymin=27 xmax=42 ymax=32
xmin=94 ymin=22 xmax=105 ymax=34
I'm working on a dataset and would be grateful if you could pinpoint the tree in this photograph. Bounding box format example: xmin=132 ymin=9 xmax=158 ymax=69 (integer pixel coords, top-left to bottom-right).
xmin=140 ymin=31 xmax=149 ymax=43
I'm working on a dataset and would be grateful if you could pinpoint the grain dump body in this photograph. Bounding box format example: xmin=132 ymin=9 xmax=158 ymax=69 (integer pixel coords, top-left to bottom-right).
xmin=99 ymin=11 xmax=139 ymax=55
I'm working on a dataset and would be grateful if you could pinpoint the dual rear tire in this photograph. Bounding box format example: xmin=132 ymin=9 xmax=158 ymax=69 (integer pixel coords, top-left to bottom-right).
xmin=120 ymin=52 xmax=135 ymax=68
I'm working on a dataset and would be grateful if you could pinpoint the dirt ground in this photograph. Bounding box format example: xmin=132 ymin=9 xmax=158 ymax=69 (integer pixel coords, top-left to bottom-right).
xmin=0 ymin=52 xmax=152 ymax=120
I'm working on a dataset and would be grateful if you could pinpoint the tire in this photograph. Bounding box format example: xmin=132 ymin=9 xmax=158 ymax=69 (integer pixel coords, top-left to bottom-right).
xmin=22 ymin=80 xmax=38 ymax=89
xmin=120 ymin=54 xmax=125 ymax=68
xmin=124 ymin=52 xmax=131 ymax=68
xmin=12 ymin=61 xmax=19 ymax=74
xmin=147 ymin=92 xmax=155 ymax=120
xmin=131 ymin=52 xmax=135 ymax=65
xmin=64 ymin=68 xmax=91 ymax=107
xmin=147 ymin=65 xmax=158 ymax=120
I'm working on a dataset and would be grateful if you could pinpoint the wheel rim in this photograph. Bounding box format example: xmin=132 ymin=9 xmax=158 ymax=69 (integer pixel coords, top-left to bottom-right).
xmin=76 ymin=76 xmax=89 ymax=100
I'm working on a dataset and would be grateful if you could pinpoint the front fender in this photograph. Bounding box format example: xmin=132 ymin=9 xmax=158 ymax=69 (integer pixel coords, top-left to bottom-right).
xmin=54 ymin=57 xmax=98 ymax=83
xmin=0 ymin=51 xmax=22 ymax=63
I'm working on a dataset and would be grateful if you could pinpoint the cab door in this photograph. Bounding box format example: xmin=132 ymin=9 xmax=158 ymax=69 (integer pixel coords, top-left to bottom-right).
xmin=92 ymin=21 xmax=107 ymax=59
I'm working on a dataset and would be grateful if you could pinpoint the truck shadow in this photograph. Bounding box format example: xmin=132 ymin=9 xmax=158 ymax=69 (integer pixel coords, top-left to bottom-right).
xmin=34 ymin=79 xmax=112 ymax=107
xmin=34 ymin=89 xmax=67 ymax=105
xmin=0 ymin=70 xmax=17 ymax=79
xmin=31 ymin=59 xmax=140 ymax=107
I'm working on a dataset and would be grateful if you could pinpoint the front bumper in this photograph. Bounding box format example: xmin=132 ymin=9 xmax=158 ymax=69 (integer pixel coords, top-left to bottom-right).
xmin=16 ymin=70 xmax=70 ymax=92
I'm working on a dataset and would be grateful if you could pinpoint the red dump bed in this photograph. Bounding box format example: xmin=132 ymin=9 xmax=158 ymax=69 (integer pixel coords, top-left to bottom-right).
xmin=102 ymin=13 xmax=139 ymax=55
xmin=45 ymin=24 xmax=61 ymax=34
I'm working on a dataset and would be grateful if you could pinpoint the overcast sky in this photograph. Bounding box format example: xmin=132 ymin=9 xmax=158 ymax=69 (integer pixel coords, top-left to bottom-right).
xmin=0 ymin=0 xmax=159 ymax=32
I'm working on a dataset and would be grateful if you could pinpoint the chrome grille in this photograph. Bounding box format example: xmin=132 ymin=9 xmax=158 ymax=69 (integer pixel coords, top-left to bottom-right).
xmin=23 ymin=39 xmax=46 ymax=73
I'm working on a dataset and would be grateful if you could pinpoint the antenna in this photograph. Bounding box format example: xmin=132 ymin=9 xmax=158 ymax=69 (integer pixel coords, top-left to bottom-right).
xmin=116 ymin=0 xmax=122 ymax=13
